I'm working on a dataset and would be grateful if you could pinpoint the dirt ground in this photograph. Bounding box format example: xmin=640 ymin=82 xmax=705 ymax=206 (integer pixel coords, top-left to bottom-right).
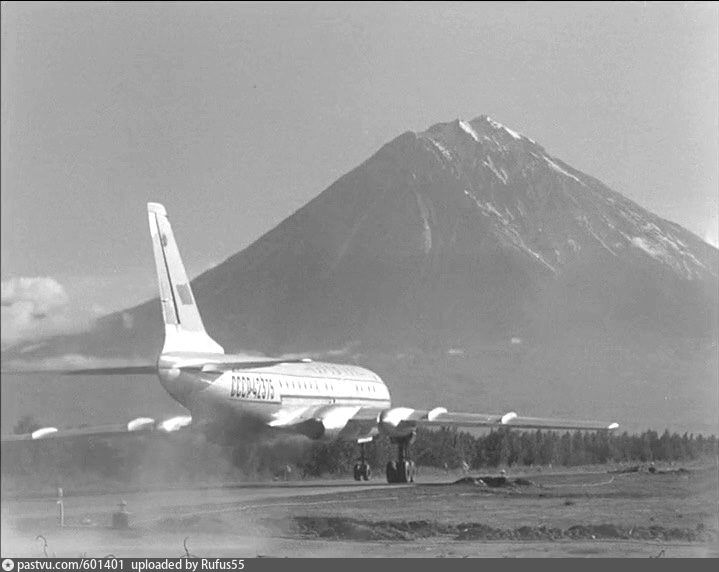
xmin=2 ymin=462 xmax=717 ymax=558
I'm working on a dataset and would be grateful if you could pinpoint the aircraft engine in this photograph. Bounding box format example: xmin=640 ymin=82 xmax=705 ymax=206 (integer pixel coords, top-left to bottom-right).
xmin=378 ymin=407 xmax=416 ymax=439
xmin=31 ymin=427 xmax=59 ymax=439
xmin=293 ymin=419 xmax=340 ymax=441
xmin=294 ymin=406 xmax=361 ymax=441
xmin=127 ymin=417 xmax=155 ymax=432
xmin=157 ymin=415 xmax=192 ymax=432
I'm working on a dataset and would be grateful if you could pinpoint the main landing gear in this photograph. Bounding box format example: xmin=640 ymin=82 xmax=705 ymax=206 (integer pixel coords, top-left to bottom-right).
xmin=353 ymin=442 xmax=372 ymax=481
xmin=352 ymin=436 xmax=417 ymax=483
xmin=386 ymin=435 xmax=416 ymax=484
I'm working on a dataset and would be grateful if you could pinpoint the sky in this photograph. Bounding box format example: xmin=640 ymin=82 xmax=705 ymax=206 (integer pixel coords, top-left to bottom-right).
xmin=1 ymin=1 xmax=718 ymax=347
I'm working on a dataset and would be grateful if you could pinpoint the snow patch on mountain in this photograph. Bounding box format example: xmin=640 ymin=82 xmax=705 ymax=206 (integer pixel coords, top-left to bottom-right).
xmin=589 ymin=228 xmax=617 ymax=256
xmin=464 ymin=190 xmax=556 ymax=273
xmin=544 ymin=156 xmax=584 ymax=186
xmin=483 ymin=155 xmax=508 ymax=184
xmin=486 ymin=116 xmax=523 ymax=140
xmin=458 ymin=120 xmax=480 ymax=142
xmin=619 ymin=231 xmax=709 ymax=279
xmin=608 ymin=203 xmax=713 ymax=278
xmin=630 ymin=236 xmax=667 ymax=260
xmin=466 ymin=193 xmax=510 ymax=225
xmin=507 ymin=235 xmax=557 ymax=274
xmin=413 ymin=115 xmax=715 ymax=283
xmin=574 ymin=216 xmax=616 ymax=255
xmin=427 ymin=138 xmax=453 ymax=162
xmin=414 ymin=192 xmax=433 ymax=254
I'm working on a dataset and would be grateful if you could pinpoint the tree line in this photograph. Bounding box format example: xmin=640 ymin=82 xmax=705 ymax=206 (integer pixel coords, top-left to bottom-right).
xmin=298 ymin=427 xmax=718 ymax=476
xmin=2 ymin=422 xmax=716 ymax=493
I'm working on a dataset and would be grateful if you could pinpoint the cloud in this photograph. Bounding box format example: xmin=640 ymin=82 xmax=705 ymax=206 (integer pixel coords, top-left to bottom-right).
xmin=1 ymin=276 xmax=68 ymax=312
xmin=1 ymin=277 xmax=101 ymax=349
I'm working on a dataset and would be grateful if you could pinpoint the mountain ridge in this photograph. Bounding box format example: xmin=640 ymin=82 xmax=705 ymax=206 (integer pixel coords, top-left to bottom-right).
xmin=3 ymin=115 xmax=717 ymax=433
xmin=6 ymin=114 xmax=717 ymax=358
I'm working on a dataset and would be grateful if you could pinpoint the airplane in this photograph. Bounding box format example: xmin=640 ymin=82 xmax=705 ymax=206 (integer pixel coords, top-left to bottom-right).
xmin=2 ymin=202 xmax=618 ymax=483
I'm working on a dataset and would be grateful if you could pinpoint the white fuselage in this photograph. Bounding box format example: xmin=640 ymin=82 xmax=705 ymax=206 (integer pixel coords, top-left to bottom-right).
xmin=157 ymin=357 xmax=392 ymax=438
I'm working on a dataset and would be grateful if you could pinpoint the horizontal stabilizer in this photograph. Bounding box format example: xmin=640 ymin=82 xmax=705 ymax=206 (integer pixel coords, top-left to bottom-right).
xmin=66 ymin=365 xmax=158 ymax=375
xmin=1 ymin=365 xmax=158 ymax=376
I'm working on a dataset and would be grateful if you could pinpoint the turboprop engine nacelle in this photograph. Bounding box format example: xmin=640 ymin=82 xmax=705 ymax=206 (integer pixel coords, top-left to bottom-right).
xmin=378 ymin=407 xmax=417 ymax=439
xmin=294 ymin=406 xmax=362 ymax=441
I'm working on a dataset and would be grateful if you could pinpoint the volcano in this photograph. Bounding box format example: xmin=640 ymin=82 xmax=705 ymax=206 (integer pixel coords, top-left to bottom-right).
xmin=4 ymin=116 xmax=718 ymax=433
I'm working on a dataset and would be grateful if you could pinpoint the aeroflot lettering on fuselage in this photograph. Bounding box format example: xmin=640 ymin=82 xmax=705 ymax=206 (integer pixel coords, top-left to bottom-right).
xmin=229 ymin=373 xmax=278 ymax=402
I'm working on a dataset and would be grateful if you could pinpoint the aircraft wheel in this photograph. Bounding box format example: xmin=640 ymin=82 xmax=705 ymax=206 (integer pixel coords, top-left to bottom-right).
xmin=388 ymin=460 xmax=409 ymax=483
xmin=362 ymin=464 xmax=372 ymax=481
xmin=386 ymin=461 xmax=397 ymax=483
xmin=395 ymin=460 xmax=411 ymax=483
xmin=353 ymin=463 xmax=362 ymax=481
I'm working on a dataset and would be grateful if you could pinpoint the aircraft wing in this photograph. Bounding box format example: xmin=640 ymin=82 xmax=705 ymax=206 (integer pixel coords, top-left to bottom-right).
xmin=1 ymin=415 xmax=193 ymax=443
xmin=267 ymin=404 xmax=617 ymax=445
xmin=375 ymin=406 xmax=618 ymax=435
xmin=267 ymin=404 xmax=384 ymax=442
xmin=1 ymin=357 xmax=313 ymax=376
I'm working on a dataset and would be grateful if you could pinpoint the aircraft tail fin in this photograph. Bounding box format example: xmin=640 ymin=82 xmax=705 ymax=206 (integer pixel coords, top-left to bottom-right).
xmin=147 ymin=202 xmax=224 ymax=355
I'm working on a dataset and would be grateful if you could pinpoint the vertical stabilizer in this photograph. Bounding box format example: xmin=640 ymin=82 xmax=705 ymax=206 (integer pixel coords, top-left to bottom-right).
xmin=147 ymin=203 xmax=224 ymax=355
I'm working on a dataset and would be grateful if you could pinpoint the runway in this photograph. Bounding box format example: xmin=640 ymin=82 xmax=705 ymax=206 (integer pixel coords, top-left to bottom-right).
xmin=2 ymin=466 xmax=717 ymax=558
